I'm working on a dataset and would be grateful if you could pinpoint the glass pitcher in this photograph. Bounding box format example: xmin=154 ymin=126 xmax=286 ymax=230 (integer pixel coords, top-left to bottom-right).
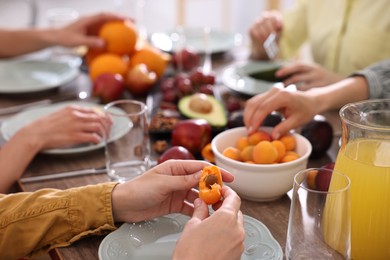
xmin=333 ymin=99 xmax=390 ymax=259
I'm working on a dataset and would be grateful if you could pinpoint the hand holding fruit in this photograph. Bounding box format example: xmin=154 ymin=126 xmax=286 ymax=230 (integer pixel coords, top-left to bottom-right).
xmin=112 ymin=160 xmax=234 ymax=223
xmin=174 ymin=185 xmax=244 ymax=260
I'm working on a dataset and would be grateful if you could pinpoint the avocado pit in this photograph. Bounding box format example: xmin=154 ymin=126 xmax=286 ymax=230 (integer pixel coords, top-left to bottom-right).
xmin=189 ymin=93 xmax=213 ymax=114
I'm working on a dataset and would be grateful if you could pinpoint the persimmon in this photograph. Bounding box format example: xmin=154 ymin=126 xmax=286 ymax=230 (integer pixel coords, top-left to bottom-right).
xmin=199 ymin=165 xmax=222 ymax=205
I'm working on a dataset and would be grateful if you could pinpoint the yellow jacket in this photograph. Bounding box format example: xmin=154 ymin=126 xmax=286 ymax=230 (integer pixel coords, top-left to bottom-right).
xmin=0 ymin=183 xmax=117 ymax=259
xmin=280 ymin=0 xmax=390 ymax=76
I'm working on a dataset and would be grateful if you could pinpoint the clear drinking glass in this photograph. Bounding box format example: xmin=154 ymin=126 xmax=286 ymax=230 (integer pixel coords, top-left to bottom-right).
xmin=286 ymin=168 xmax=351 ymax=259
xmin=104 ymin=100 xmax=151 ymax=182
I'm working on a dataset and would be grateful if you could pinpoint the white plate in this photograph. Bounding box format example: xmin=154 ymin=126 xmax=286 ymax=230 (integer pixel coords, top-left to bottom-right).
xmin=222 ymin=61 xmax=285 ymax=96
xmin=98 ymin=214 xmax=283 ymax=260
xmin=1 ymin=101 xmax=131 ymax=155
xmin=0 ymin=60 xmax=79 ymax=94
xmin=150 ymin=27 xmax=236 ymax=54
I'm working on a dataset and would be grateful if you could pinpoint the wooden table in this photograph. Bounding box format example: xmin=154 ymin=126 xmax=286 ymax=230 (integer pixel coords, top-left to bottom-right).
xmin=4 ymin=49 xmax=340 ymax=259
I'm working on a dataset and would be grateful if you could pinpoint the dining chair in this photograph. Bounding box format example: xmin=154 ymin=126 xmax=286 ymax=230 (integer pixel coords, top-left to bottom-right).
xmin=176 ymin=0 xmax=231 ymax=32
xmin=176 ymin=0 xmax=281 ymax=32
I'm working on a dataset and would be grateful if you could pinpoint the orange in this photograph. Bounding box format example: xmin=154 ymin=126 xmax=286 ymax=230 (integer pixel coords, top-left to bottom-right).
xmin=129 ymin=44 xmax=171 ymax=79
xmin=84 ymin=47 xmax=104 ymax=66
xmin=99 ymin=20 xmax=138 ymax=55
xmin=89 ymin=53 xmax=128 ymax=80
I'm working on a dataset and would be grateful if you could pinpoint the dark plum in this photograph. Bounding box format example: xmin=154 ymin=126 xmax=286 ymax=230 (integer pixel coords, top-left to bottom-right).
xmin=262 ymin=112 xmax=283 ymax=127
xmin=227 ymin=110 xmax=244 ymax=128
xmin=301 ymin=116 xmax=334 ymax=159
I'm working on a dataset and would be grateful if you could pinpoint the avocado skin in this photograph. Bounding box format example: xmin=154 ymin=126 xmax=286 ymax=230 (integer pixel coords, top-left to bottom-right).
xmin=248 ymin=67 xmax=286 ymax=82
xmin=178 ymin=94 xmax=227 ymax=128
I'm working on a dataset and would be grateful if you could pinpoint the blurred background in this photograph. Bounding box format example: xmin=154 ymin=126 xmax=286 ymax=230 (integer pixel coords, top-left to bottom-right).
xmin=0 ymin=0 xmax=295 ymax=45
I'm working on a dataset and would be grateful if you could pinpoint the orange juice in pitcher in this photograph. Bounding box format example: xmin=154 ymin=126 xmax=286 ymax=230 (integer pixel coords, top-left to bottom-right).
xmin=332 ymin=99 xmax=390 ymax=259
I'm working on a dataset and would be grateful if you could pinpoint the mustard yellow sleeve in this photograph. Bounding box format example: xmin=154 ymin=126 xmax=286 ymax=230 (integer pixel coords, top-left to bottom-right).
xmin=0 ymin=182 xmax=118 ymax=259
xmin=279 ymin=0 xmax=308 ymax=58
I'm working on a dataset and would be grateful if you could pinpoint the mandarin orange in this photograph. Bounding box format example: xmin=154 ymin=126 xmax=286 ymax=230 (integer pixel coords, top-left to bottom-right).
xmin=129 ymin=45 xmax=171 ymax=78
xmin=99 ymin=20 xmax=138 ymax=55
xmin=89 ymin=53 xmax=128 ymax=81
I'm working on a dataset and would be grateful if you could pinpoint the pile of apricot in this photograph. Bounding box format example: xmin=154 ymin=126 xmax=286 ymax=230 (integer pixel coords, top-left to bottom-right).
xmin=222 ymin=130 xmax=300 ymax=164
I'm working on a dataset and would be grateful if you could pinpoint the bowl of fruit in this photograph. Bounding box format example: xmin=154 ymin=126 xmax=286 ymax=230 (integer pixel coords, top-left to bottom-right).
xmin=211 ymin=127 xmax=312 ymax=201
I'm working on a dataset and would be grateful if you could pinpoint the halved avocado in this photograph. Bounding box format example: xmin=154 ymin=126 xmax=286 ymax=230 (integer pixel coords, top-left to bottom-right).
xmin=178 ymin=93 xmax=227 ymax=127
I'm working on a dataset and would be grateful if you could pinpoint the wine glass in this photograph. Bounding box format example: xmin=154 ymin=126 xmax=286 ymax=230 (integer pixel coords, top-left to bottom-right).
xmin=285 ymin=168 xmax=351 ymax=259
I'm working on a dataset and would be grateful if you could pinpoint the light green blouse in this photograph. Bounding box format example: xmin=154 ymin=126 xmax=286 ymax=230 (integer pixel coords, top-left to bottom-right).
xmin=280 ymin=0 xmax=390 ymax=76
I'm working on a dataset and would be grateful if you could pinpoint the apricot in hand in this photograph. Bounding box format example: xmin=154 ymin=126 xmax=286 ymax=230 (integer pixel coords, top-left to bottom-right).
xmin=199 ymin=165 xmax=223 ymax=205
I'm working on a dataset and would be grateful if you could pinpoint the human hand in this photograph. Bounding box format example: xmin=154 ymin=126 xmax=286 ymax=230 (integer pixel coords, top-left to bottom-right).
xmin=111 ymin=160 xmax=234 ymax=223
xmin=244 ymin=86 xmax=319 ymax=139
xmin=25 ymin=105 xmax=111 ymax=150
xmin=173 ymin=186 xmax=245 ymax=260
xmin=249 ymin=10 xmax=283 ymax=60
xmin=54 ymin=12 xmax=126 ymax=49
xmin=276 ymin=62 xmax=344 ymax=90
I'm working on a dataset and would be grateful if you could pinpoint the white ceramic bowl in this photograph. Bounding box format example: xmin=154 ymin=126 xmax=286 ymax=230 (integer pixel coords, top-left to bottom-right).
xmin=211 ymin=127 xmax=312 ymax=201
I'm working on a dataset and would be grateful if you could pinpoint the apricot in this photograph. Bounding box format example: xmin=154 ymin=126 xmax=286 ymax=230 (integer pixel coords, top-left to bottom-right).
xmin=281 ymin=151 xmax=300 ymax=163
xmin=222 ymin=146 xmax=242 ymax=161
xmin=306 ymin=169 xmax=318 ymax=189
xmin=240 ymin=145 xmax=254 ymax=162
xmin=236 ymin=136 xmax=250 ymax=151
xmin=280 ymin=134 xmax=296 ymax=151
xmin=253 ymin=141 xmax=278 ymax=164
xmin=271 ymin=140 xmax=286 ymax=163
xmin=201 ymin=143 xmax=215 ymax=163
xmin=248 ymin=130 xmax=272 ymax=145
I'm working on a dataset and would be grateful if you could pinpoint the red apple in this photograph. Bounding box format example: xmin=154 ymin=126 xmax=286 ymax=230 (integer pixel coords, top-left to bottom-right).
xmin=125 ymin=63 xmax=157 ymax=96
xmin=92 ymin=73 xmax=125 ymax=103
xmin=157 ymin=146 xmax=195 ymax=164
xmin=171 ymin=119 xmax=212 ymax=154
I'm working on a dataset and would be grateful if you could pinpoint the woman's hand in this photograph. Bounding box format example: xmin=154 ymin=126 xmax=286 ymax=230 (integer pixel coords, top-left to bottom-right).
xmin=244 ymin=86 xmax=320 ymax=139
xmin=111 ymin=160 xmax=234 ymax=223
xmin=249 ymin=10 xmax=283 ymax=60
xmin=53 ymin=12 xmax=126 ymax=49
xmin=173 ymin=186 xmax=245 ymax=260
xmin=276 ymin=62 xmax=344 ymax=90
xmin=25 ymin=105 xmax=111 ymax=151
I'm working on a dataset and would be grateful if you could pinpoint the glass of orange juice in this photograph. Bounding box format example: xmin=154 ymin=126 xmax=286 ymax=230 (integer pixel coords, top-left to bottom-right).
xmin=332 ymin=99 xmax=390 ymax=259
